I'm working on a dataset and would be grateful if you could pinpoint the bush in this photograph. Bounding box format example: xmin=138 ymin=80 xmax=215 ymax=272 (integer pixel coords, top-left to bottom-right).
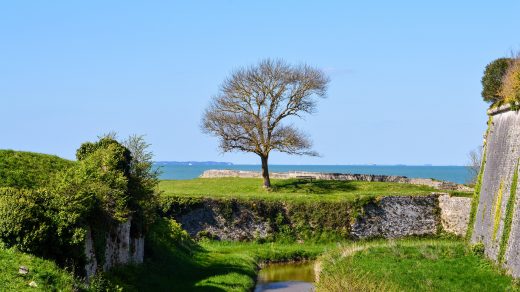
xmin=482 ymin=58 xmax=512 ymax=103
xmin=500 ymin=57 xmax=520 ymax=104
xmin=471 ymin=242 xmax=485 ymax=256
xmin=0 ymin=188 xmax=55 ymax=255
xmin=0 ymin=136 xmax=160 ymax=275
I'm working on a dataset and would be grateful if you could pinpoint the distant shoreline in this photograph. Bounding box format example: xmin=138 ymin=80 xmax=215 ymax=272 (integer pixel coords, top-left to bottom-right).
xmin=154 ymin=162 xmax=466 ymax=167
xmin=154 ymin=164 xmax=470 ymax=184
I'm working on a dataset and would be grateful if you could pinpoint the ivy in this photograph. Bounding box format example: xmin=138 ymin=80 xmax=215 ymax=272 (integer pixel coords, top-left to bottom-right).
xmin=492 ymin=180 xmax=504 ymax=241
xmin=466 ymin=116 xmax=492 ymax=241
xmin=498 ymin=159 xmax=519 ymax=264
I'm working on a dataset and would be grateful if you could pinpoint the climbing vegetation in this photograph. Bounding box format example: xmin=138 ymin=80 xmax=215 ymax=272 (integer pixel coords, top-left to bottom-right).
xmin=498 ymin=159 xmax=519 ymax=264
xmin=0 ymin=136 xmax=159 ymax=272
xmin=492 ymin=180 xmax=504 ymax=241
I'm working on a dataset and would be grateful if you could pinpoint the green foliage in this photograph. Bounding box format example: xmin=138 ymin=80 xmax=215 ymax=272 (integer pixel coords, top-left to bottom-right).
xmin=481 ymin=58 xmax=512 ymax=103
xmin=471 ymin=241 xmax=485 ymax=256
xmin=498 ymin=160 xmax=519 ymax=264
xmin=0 ymin=135 xmax=159 ymax=276
xmin=76 ymin=137 xmax=131 ymax=175
xmin=88 ymin=272 xmax=123 ymax=292
xmin=316 ymin=239 xmax=517 ymax=292
xmin=124 ymin=135 xmax=161 ymax=235
xmin=0 ymin=150 xmax=74 ymax=189
xmin=158 ymin=194 xmax=380 ymax=242
xmin=500 ymin=58 xmax=520 ymax=104
xmin=0 ymin=188 xmax=56 ymax=256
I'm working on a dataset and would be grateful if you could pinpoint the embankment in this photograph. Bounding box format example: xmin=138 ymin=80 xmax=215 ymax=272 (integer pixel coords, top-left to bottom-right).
xmin=160 ymin=194 xmax=471 ymax=241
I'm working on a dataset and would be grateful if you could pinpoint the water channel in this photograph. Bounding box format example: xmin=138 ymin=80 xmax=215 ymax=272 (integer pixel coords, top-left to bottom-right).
xmin=254 ymin=261 xmax=315 ymax=292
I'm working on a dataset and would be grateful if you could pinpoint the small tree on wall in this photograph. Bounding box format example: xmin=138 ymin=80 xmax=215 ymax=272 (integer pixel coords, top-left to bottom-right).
xmin=202 ymin=59 xmax=329 ymax=188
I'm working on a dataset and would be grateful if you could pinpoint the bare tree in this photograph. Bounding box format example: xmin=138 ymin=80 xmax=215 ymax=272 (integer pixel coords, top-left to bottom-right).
xmin=202 ymin=59 xmax=329 ymax=188
xmin=467 ymin=146 xmax=483 ymax=186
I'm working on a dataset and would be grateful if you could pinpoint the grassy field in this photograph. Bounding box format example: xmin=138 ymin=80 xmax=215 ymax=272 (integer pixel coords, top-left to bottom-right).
xmin=107 ymin=218 xmax=338 ymax=291
xmin=316 ymin=239 xmax=517 ymax=291
xmin=159 ymin=178 xmax=452 ymax=202
xmin=0 ymin=246 xmax=77 ymax=291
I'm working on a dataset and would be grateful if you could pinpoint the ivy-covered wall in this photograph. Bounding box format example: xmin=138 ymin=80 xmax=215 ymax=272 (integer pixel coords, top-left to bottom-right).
xmin=471 ymin=104 xmax=520 ymax=277
xmin=159 ymin=194 xmax=469 ymax=242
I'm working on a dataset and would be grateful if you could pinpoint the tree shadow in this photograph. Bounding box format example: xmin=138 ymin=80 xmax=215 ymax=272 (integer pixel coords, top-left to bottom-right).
xmin=271 ymin=179 xmax=358 ymax=194
xmin=107 ymin=219 xmax=256 ymax=292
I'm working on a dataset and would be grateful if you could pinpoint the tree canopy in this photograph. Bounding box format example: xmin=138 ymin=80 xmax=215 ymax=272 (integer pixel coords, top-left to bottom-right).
xmin=202 ymin=59 xmax=329 ymax=187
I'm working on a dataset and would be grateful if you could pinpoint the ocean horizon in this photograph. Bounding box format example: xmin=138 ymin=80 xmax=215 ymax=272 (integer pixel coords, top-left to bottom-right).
xmin=155 ymin=163 xmax=472 ymax=184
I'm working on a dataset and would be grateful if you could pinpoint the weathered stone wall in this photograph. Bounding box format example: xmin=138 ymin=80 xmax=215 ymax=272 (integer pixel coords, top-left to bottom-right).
xmin=439 ymin=194 xmax=472 ymax=236
xmin=471 ymin=104 xmax=520 ymax=277
xmin=84 ymin=218 xmax=144 ymax=282
xmin=200 ymin=169 xmax=473 ymax=192
xmin=351 ymin=196 xmax=439 ymax=239
xmin=169 ymin=194 xmax=470 ymax=241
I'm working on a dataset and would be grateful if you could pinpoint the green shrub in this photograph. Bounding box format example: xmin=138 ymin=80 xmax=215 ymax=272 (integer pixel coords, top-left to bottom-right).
xmin=500 ymin=58 xmax=520 ymax=104
xmin=0 ymin=136 xmax=159 ymax=275
xmin=471 ymin=241 xmax=485 ymax=256
xmin=0 ymin=188 xmax=55 ymax=255
xmin=482 ymin=58 xmax=512 ymax=103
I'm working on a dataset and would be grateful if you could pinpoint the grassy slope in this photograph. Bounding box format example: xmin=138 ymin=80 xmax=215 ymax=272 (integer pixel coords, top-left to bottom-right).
xmin=0 ymin=246 xmax=76 ymax=291
xmin=316 ymin=239 xmax=517 ymax=291
xmin=159 ymin=178 xmax=448 ymax=202
xmin=107 ymin=219 xmax=337 ymax=292
xmin=0 ymin=150 xmax=74 ymax=189
xmin=0 ymin=150 xmax=77 ymax=290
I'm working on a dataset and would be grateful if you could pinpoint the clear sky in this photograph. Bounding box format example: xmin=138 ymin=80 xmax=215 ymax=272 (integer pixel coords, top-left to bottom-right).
xmin=1 ymin=1 xmax=519 ymax=165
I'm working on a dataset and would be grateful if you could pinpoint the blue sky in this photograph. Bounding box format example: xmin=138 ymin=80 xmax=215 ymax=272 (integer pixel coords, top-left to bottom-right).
xmin=1 ymin=1 xmax=519 ymax=165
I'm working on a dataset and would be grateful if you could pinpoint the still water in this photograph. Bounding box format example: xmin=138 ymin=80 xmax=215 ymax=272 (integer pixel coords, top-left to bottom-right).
xmin=254 ymin=261 xmax=315 ymax=292
xmin=155 ymin=163 xmax=471 ymax=184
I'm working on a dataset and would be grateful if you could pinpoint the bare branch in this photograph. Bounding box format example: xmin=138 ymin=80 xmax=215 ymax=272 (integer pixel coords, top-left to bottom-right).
xmin=201 ymin=58 xmax=329 ymax=187
xmin=201 ymin=58 xmax=329 ymax=158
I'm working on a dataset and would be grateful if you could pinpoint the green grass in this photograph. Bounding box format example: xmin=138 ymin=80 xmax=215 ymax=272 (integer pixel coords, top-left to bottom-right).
xmin=107 ymin=218 xmax=337 ymax=291
xmin=159 ymin=178 xmax=447 ymax=202
xmin=0 ymin=150 xmax=74 ymax=189
xmin=0 ymin=246 xmax=77 ymax=291
xmin=316 ymin=239 xmax=517 ymax=292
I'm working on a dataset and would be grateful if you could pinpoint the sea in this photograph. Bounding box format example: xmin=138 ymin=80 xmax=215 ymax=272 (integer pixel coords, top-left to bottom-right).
xmin=155 ymin=163 xmax=472 ymax=184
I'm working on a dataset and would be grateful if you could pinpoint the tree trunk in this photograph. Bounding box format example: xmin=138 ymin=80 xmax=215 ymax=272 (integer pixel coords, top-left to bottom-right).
xmin=260 ymin=155 xmax=271 ymax=188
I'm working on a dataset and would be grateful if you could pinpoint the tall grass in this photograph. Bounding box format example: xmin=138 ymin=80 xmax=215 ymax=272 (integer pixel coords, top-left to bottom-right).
xmin=316 ymin=239 xmax=517 ymax=292
xmin=0 ymin=246 xmax=77 ymax=291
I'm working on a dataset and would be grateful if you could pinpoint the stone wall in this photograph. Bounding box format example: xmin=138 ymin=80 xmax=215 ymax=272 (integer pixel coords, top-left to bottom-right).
xmin=351 ymin=196 xmax=439 ymax=239
xmin=84 ymin=218 xmax=144 ymax=282
xmin=439 ymin=194 xmax=472 ymax=236
xmin=471 ymin=104 xmax=520 ymax=277
xmin=169 ymin=194 xmax=470 ymax=242
xmin=200 ymin=169 xmax=473 ymax=192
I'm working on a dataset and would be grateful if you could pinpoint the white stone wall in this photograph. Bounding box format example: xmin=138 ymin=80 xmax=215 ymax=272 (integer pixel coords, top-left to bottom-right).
xmin=84 ymin=218 xmax=144 ymax=281
xmin=472 ymin=104 xmax=520 ymax=277
xmin=439 ymin=194 xmax=471 ymax=236
xmin=84 ymin=228 xmax=97 ymax=283
xmin=200 ymin=169 xmax=472 ymax=191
